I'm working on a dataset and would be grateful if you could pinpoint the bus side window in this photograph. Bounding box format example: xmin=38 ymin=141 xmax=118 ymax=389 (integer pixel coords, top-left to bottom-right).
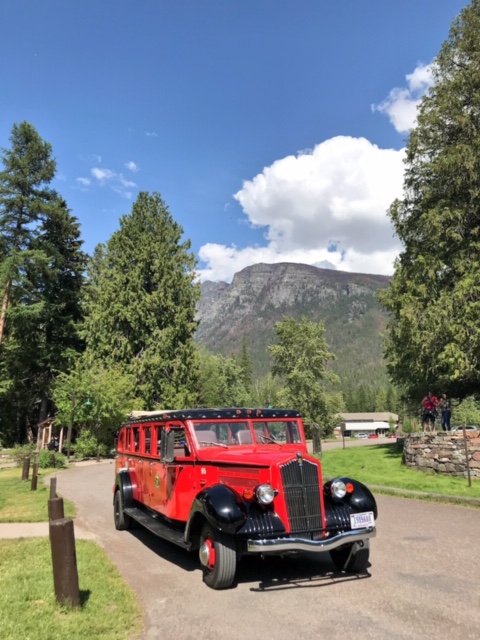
xmin=132 ymin=427 xmax=139 ymax=452
xmin=144 ymin=426 xmax=152 ymax=455
xmin=117 ymin=428 xmax=126 ymax=451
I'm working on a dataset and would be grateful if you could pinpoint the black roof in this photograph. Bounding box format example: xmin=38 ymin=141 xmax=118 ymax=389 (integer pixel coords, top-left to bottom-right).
xmin=124 ymin=407 xmax=302 ymax=425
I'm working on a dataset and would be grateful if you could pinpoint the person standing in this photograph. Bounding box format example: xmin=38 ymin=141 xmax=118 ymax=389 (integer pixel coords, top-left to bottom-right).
xmin=421 ymin=391 xmax=439 ymax=431
xmin=439 ymin=393 xmax=452 ymax=431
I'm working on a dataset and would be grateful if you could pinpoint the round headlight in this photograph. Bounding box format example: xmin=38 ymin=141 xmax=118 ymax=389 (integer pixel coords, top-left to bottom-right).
xmin=256 ymin=483 xmax=275 ymax=504
xmin=330 ymin=479 xmax=347 ymax=499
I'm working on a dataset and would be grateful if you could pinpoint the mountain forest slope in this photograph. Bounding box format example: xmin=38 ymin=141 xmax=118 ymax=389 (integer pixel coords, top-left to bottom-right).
xmin=195 ymin=263 xmax=391 ymax=388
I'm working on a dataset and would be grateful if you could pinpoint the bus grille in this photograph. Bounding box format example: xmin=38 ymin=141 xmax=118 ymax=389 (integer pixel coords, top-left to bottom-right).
xmin=280 ymin=458 xmax=322 ymax=533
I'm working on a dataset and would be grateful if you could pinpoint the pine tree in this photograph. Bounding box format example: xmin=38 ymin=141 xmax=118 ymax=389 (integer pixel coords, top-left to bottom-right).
xmin=82 ymin=191 xmax=200 ymax=408
xmin=379 ymin=1 xmax=480 ymax=401
xmin=238 ymin=336 xmax=253 ymax=391
xmin=0 ymin=122 xmax=86 ymax=443
xmin=0 ymin=121 xmax=57 ymax=342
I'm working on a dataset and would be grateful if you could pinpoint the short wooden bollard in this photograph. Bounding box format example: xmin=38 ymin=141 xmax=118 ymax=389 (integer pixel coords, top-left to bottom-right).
xmin=21 ymin=456 xmax=31 ymax=481
xmin=49 ymin=518 xmax=80 ymax=607
xmin=49 ymin=477 xmax=57 ymax=500
xmin=48 ymin=497 xmax=64 ymax=522
xmin=30 ymin=456 xmax=39 ymax=491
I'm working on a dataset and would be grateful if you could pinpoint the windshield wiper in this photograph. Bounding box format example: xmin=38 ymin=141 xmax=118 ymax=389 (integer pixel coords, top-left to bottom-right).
xmin=257 ymin=435 xmax=283 ymax=447
xmin=199 ymin=441 xmax=228 ymax=448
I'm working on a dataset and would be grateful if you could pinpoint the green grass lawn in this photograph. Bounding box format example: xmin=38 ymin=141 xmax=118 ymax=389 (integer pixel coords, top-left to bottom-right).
xmin=318 ymin=443 xmax=480 ymax=499
xmin=0 ymin=467 xmax=76 ymax=522
xmin=0 ymin=538 xmax=142 ymax=640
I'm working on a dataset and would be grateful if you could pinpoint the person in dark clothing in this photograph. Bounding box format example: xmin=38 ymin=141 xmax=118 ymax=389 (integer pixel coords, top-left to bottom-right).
xmin=438 ymin=393 xmax=452 ymax=431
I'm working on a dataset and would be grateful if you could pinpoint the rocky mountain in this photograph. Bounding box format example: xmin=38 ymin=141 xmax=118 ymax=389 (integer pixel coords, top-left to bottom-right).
xmin=195 ymin=262 xmax=391 ymax=386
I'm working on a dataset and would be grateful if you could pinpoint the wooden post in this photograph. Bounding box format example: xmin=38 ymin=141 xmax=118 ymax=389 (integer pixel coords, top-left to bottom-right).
xmin=48 ymin=497 xmax=65 ymax=521
xmin=21 ymin=455 xmax=31 ymax=481
xmin=30 ymin=453 xmax=39 ymax=491
xmin=462 ymin=424 xmax=472 ymax=487
xmin=49 ymin=518 xmax=80 ymax=607
xmin=49 ymin=477 xmax=57 ymax=499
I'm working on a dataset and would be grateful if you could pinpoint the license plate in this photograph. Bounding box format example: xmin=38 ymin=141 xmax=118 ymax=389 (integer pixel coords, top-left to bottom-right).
xmin=350 ymin=511 xmax=375 ymax=529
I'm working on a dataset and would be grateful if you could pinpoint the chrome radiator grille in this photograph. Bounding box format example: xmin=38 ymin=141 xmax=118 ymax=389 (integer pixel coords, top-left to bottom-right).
xmin=280 ymin=458 xmax=322 ymax=533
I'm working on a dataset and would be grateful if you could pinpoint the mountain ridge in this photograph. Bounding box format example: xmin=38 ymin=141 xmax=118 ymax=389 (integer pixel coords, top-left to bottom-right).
xmin=195 ymin=262 xmax=391 ymax=385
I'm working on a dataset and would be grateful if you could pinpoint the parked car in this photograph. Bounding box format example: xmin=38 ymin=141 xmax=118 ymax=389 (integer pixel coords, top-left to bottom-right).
xmin=367 ymin=433 xmax=379 ymax=439
xmin=451 ymin=425 xmax=478 ymax=433
xmin=357 ymin=433 xmax=368 ymax=438
xmin=113 ymin=407 xmax=377 ymax=589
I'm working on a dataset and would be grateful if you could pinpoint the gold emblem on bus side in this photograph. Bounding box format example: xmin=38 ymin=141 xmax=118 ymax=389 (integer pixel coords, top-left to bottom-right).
xmin=154 ymin=474 xmax=160 ymax=488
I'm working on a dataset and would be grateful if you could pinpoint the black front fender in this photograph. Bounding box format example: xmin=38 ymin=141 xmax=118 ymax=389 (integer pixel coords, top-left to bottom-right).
xmin=187 ymin=484 xmax=247 ymax=536
xmin=323 ymin=476 xmax=378 ymax=530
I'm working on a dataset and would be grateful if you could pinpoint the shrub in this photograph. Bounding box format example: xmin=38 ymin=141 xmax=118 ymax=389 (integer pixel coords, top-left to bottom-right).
xmin=73 ymin=429 xmax=107 ymax=459
xmin=37 ymin=450 xmax=67 ymax=469
xmin=11 ymin=444 xmax=37 ymax=467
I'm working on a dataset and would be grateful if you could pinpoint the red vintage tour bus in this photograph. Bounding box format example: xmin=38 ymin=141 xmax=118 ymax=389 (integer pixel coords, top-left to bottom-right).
xmin=113 ymin=407 xmax=377 ymax=589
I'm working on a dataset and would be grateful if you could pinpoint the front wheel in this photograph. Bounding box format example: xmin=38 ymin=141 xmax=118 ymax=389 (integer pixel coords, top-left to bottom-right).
xmin=113 ymin=490 xmax=131 ymax=531
xmin=199 ymin=523 xmax=237 ymax=589
xmin=330 ymin=539 xmax=370 ymax=573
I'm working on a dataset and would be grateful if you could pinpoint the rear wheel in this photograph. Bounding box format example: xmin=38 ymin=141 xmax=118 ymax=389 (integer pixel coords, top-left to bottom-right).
xmin=199 ymin=523 xmax=237 ymax=589
xmin=330 ymin=539 xmax=370 ymax=573
xmin=113 ymin=490 xmax=131 ymax=531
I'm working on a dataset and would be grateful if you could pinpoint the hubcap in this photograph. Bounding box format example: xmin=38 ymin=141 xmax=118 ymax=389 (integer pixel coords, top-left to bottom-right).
xmin=199 ymin=538 xmax=215 ymax=568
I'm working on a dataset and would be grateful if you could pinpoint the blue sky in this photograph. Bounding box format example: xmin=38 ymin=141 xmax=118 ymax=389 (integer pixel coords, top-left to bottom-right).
xmin=1 ymin=0 xmax=467 ymax=282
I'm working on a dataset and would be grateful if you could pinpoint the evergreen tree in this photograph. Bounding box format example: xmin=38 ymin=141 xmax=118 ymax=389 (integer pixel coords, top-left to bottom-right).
xmin=82 ymin=191 xmax=200 ymax=409
xmin=0 ymin=122 xmax=86 ymax=443
xmin=379 ymin=1 xmax=480 ymax=402
xmin=238 ymin=336 xmax=253 ymax=391
xmin=0 ymin=121 xmax=56 ymax=342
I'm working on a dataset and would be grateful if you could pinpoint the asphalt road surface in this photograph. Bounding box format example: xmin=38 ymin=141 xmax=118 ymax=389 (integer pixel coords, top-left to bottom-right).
xmin=57 ymin=461 xmax=480 ymax=640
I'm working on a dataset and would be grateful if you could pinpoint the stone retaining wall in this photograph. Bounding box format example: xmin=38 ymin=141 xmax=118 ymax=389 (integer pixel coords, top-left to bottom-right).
xmin=402 ymin=431 xmax=480 ymax=478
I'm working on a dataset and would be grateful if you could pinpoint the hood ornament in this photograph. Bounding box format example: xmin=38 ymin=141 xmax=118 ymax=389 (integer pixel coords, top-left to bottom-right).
xmin=296 ymin=451 xmax=303 ymax=466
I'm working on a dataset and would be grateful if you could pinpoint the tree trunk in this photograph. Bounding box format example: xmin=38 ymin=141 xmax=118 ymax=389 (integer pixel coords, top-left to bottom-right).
xmin=0 ymin=282 xmax=11 ymax=343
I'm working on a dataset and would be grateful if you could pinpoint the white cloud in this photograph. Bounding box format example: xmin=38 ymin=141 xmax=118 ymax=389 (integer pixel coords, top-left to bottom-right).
xmin=145 ymin=131 xmax=157 ymax=137
xmin=90 ymin=167 xmax=137 ymax=199
xmin=76 ymin=177 xmax=91 ymax=186
xmin=197 ymin=136 xmax=405 ymax=282
xmin=372 ymin=62 xmax=433 ymax=133
xmin=125 ymin=161 xmax=139 ymax=172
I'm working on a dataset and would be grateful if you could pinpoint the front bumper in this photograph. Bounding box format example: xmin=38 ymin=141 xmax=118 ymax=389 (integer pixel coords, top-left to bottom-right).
xmin=246 ymin=526 xmax=375 ymax=554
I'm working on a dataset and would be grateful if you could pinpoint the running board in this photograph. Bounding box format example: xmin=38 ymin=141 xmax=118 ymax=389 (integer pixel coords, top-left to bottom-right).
xmin=124 ymin=507 xmax=188 ymax=548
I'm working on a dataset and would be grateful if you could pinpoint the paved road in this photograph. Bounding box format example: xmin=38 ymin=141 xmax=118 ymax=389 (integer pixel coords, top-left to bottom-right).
xmin=56 ymin=461 xmax=479 ymax=640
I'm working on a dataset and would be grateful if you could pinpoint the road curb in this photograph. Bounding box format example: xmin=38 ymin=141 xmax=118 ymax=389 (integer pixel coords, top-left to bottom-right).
xmin=368 ymin=483 xmax=480 ymax=507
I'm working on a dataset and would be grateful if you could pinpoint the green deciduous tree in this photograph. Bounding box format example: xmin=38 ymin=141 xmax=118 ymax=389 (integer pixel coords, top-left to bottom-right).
xmin=268 ymin=316 xmax=341 ymax=435
xmin=196 ymin=347 xmax=252 ymax=407
xmin=379 ymin=1 xmax=480 ymax=402
xmin=82 ymin=191 xmax=200 ymax=409
xmin=52 ymin=361 xmax=137 ymax=453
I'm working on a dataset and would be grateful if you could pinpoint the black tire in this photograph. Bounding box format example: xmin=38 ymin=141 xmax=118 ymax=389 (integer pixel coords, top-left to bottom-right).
xmin=330 ymin=539 xmax=370 ymax=573
xmin=114 ymin=489 xmax=131 ymax=531
xmin=199 ymin=522 xmax=237 ymax=589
